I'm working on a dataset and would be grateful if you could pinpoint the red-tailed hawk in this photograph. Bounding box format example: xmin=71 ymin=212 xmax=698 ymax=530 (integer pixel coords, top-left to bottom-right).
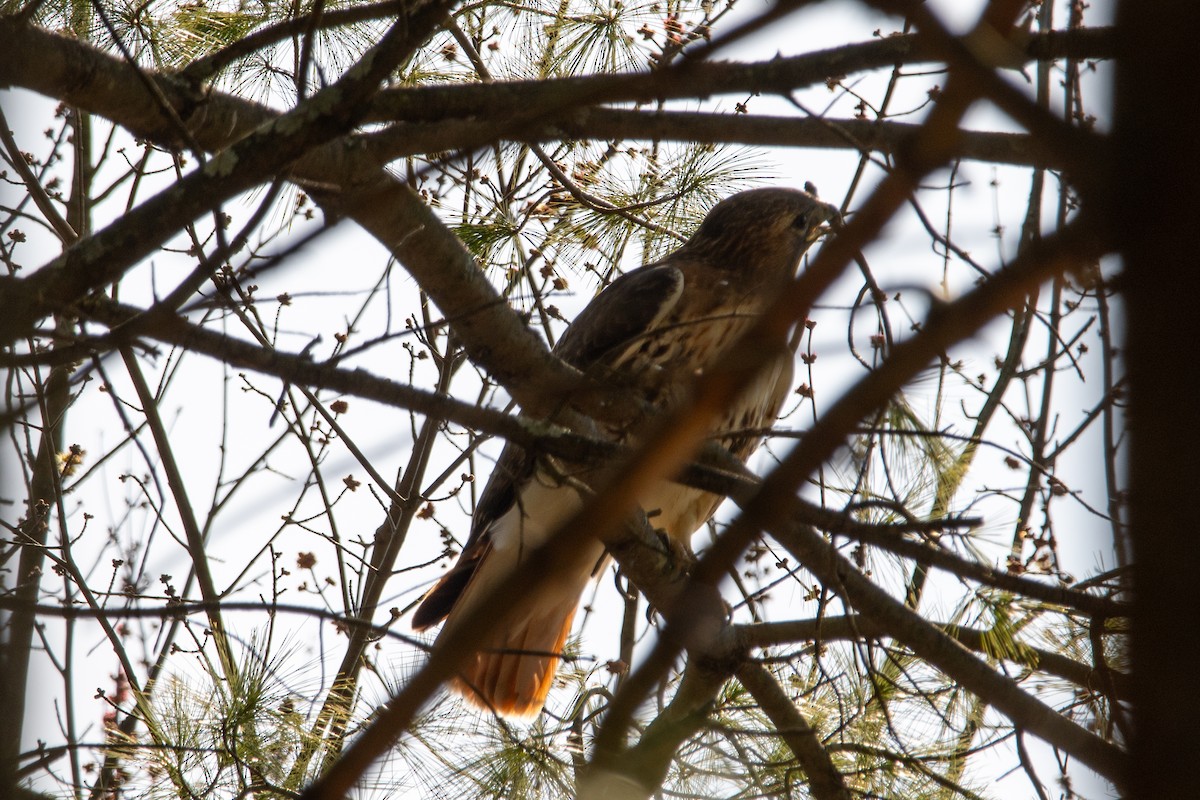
xmin=413 ymin=187 xmax=839 ymax=717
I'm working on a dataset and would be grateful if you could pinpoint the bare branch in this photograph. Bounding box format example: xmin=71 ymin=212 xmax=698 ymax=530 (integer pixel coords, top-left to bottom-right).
xmin=737 ymin=615 xmax=1130 ymax=701
xmin=0 ymin=0 xmax=457 ymax=350
xmin=735 ymin=661 xmax=850 ymax=800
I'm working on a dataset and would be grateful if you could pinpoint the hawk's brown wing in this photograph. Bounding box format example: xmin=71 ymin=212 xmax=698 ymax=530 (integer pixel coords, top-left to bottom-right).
xmin=411 ymin=264 xmax=685 ymax=630
xmin=553 ymin=263 xmax=684 ymax=368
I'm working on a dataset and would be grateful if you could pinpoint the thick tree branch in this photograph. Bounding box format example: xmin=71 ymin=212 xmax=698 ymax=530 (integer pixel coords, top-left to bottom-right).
xmin=1115 ymin=0 xmax=1200 ymax=795
xmin=735 ymin=661 xmax=850 ymax=800
xmin=737 ymin=615 xmax=1130 ymax=701
xmin=363 ymin=110 xmax=1057 ymax=168
xmin=0 ymin=0 xmax=456 ymax=350
xmin=0 ymin=22 xmax=1113 ymax=157
xmin=794 ymin=499 xmax=1126 ymax=618
xmin=702 ymin=219 xmax=1125 ymax=781
xmin=768 ymin=519 xmax=1123 ymax=782
xmin=0 ymin=17 xmax=576 ymax=412
xmin=550 ymin=110 xmax=1049 ymax=167
xmin=366 ymin=27 xmax=1114 ymax=123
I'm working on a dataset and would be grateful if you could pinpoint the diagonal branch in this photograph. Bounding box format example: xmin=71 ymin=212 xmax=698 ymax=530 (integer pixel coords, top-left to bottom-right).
xmin=585 ymin=33 xmax=1002 ymax=764
xmin=737 ymin=615 xmax=1130 ymax=702
xmin=592 ymin=214 xmax=1121 ymax=788
xmin=0 ymin=0 xmax=456 ymax=350
xmin=735 ymin=661 xmax=849 ymax=800
xmin=0 ymin=17 xmax=573 ymax=412
xmin=767 ymin=519 xmax=1124 ymax=781
xmin=710 ymin=220 xmax=1126 ymax=781
xmin=119 ymin=348 xmax=239 ymax=681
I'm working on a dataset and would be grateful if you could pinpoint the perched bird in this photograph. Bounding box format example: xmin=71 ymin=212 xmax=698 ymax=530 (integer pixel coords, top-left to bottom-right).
xmin=412 ymin=187 xmax=839 ymax=718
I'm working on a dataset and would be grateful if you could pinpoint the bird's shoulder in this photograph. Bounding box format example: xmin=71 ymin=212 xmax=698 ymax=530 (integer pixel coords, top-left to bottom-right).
xmin=552 ymin=262 xmax=686 ymax=370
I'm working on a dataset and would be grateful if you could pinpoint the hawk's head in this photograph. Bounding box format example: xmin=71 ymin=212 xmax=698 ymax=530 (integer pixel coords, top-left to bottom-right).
xmin=682 ymin=186 xmax=840 ymax=282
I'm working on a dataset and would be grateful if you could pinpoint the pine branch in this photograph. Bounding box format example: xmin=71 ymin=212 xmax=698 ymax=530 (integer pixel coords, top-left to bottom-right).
xmin=737 ymin=615 xmax=1130 ymax=701
xmin=735 ymin=661 xmax=850 ymax=800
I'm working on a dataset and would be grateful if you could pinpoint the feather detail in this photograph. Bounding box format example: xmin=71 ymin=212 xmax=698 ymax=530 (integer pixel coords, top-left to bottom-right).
xmin=429 ymin=471 xmax=603 ymax=717
xmin=413 ymin=188 xmax=839 ymax=719
xmin=453 ymin=589 xmax=580 ymax=718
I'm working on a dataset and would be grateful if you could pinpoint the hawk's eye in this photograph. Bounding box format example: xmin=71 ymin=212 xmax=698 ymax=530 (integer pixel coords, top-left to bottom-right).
xmin=791 ymin=212 xmax=810 ymax=229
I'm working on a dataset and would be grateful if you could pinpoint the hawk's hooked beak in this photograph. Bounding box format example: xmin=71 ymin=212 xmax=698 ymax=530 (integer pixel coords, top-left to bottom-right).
xmin=808 ymin=200 xmax=843 ymax=243
xmin=799 ymin=182 xmax=842 ymax=243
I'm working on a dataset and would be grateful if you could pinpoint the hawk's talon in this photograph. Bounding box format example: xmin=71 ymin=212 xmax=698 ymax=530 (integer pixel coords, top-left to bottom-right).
xmin=653 ymin=527 xmax=697 ymax=579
